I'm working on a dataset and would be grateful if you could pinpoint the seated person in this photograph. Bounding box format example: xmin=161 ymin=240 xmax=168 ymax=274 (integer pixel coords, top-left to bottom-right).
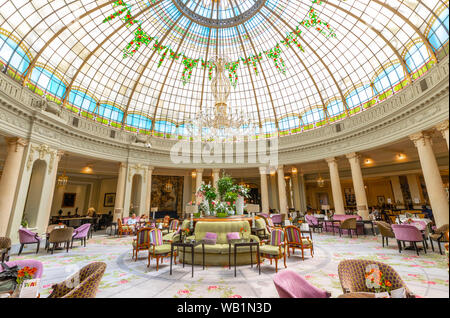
xmin=127 ymin=213 xmax=138 ymax=226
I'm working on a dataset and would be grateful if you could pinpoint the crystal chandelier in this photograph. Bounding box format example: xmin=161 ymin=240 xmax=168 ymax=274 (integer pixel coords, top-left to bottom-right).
xmin=317 ymin=173 xmax=325 ymax=188
xmin=187 ymin=56 xmax=256 ymax=142
xmin=57 ymin=154 xmax=69 ymax=188
xmin=163 ymin=177 xmax=173 ymax=193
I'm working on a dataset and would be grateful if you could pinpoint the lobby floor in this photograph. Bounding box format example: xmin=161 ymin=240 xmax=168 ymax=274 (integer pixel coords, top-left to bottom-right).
xmin=9 ymin=231 xmax=449 ymax=298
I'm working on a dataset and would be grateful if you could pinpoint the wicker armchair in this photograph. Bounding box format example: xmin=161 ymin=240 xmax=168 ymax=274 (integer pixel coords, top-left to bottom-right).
xmin=0 ymin=237 xmax=11 ymax=262
xmin=429 ymin=224 xmax=449 ymax=255
xmin=48 ymin=262 xmax=106 ymax=298
xmin=337 ymin=259 xmax=414 ymax=298
xmin=375 ymin=221 xmax=396 ymax=247
xmin=338 ymin=218 xmax=358 ymax=238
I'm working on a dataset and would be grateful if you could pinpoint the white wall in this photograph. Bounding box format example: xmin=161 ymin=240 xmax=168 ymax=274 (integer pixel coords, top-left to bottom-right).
xmin=97 ymin=178 xmax=118 ymax=214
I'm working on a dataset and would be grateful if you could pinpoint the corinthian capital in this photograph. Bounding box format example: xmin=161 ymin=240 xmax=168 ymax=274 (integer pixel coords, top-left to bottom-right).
xmin=6 ymin=137 xmax=28 ymax=152
xmin=409 ymin=131 xmax=432 ymax=148
xmin=345 ymin=152 xmax=360 ymax=161
xmin=435 ymin=120 xmax=449 ymax=133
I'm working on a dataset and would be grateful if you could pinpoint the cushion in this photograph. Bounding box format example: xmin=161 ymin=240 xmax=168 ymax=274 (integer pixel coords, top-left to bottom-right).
xmin=152 ymin=244 xmax=172 ymax=255
xmin=259 ymin=245 xmax=281 ymax=256
xmin=203 ymin=232 xmax=218 ymax=245
xmin=226 ymin=232 xmax=240 ymax=241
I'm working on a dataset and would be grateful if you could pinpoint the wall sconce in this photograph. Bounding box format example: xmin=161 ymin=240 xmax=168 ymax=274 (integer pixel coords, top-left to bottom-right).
xmin=364 ymin=158 xmax=373 ymax=165
xmin=191 ymin=171 xmax=197 ymax=178
xmin=81 ymin=164 xmax=93 ymax=174
xmin=291 ymin=167 xmax=298 ymax=174
xmin=396 ymin=153 xmax=407 ymax=161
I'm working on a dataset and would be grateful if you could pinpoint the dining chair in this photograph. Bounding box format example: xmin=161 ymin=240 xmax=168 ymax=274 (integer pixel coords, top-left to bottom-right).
xmin=273 ymin=270 xmax=331 ymax=298
xmin=429 ymin=224 xmax=449 ymax=255
xmin=391 ymin=224 xmax=427 ymax=256
xmin=117 ymin=218 xmax=133 ymax=236
xmin=374 ymin=221 xmax=395 ymax=247
xmin=338 ymin=218 xmax=358 ymax=238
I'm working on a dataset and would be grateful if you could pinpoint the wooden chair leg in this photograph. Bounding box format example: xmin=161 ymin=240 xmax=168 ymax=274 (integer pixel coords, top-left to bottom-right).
xmin=382 ymin=236 xmax=384 ymax=247
xmin=156 ymin=257 xmax=160 ymax=271
xmin=301 ymin=248 xmax=305 ymax=261
xmin=438 ymin=241 xmax=443 ymax=255
xmin=147 ymin=254 xmax=151 ymax=268
xmin=284 ymin=255 xmax=287 ymax=268
xmin=423 ymin=241 xmax=427 ymax=254
xmin=275 ymin=259 xmax=278 ymax=273
xmin=430 ymin=239 xmax=434 ymax=252
xmin=386 ymin=237 xmax=389 ymax=246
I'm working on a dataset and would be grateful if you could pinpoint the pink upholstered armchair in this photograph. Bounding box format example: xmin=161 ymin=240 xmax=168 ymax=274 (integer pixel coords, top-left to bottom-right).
xmin=0 ymin=260 xmax=44 ymax=279
xmin=305 ymin=215 xmax=323 ymax=233
xmin=392 ymin=224 xmax=427 ymax=256
xmin=273 ymin=270 xmax=331 ymax=298
xmin=18 ymin=228 xmax=42 ymax=255
xmin=71 ymin=224 xmax=91 ymax=248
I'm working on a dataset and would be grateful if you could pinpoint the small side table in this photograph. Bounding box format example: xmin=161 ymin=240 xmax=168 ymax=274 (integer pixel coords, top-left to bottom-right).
xmin=356 ymin=220 xmax=376 ymax=236
xmin=170 ymin=241 xmax=203 ymax=278
xmin=228 ymin=239 xmax=260 ymax=277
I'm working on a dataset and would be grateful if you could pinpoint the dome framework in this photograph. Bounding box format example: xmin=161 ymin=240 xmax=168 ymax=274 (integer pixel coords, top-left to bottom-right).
xmin=0 ymin=0 xmax=448 ymax=139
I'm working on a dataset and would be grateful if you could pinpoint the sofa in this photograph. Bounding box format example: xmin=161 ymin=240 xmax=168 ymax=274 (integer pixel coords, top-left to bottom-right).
xmin=178 ymin=221 xmax=260 ymax=266
xmin=324 ymin=215 xmax=364 ymax=235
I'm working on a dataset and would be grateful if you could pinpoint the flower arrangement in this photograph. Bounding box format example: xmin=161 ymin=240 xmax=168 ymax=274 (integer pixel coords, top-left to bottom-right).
xmin=365 ymin=264 xmax=393 ymax=294
xmin=16 ymin=266 xmax=37 ymax=286
xmin=239 ymin=227 xmax=247 ymax=238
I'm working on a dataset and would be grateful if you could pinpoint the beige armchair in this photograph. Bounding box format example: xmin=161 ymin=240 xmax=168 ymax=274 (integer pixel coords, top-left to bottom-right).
xmin=430 ymin=224 xmax=449 ymax=255
xmin=48 ymin=227 xmax=74 ymax=254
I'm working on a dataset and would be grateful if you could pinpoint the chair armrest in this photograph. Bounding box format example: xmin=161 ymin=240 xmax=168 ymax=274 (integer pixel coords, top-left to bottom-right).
xmin=249 ymin=235 xmax=260 ymax=243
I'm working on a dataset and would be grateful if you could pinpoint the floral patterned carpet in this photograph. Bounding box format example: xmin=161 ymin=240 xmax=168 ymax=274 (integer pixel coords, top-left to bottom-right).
xmin=9 ymin=230 xmax=449 ymax=298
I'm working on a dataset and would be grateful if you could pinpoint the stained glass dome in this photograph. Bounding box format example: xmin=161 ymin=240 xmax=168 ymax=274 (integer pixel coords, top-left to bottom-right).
xmin=0 ymin=0 xmax=448 ymax=139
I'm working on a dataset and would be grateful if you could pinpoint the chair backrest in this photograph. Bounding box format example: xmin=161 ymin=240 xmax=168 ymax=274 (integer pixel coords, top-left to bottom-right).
xmin=169 ymin=219 xmax=180 ymax=231
xmin=135 ymin=228 xmax=152 ymax=247
xmin=269 ymin=229 xmax=284 ymax=246
xmin=47 ymin=224 xmax=66 ymax=234
xmin=18 ymin=228 xmax=38 ymax=243
xmin=271 ymin=214 xmax=282 ymax=224
xmin=374 ymin=221 xmax=394 ymax=237
xmin=435 ymin=224 xmax=449 ymax=234
xmin=337 ymin=259 xmax=412 ymax=296
xmin=0 ymin=237 xmax=11 ymax=249
xmin=51 ymin=262 xmax=107 ymax=298
xmin=305 ymin=214 xmax=318 ymax=226
xmin=284 ymin=226 xmax=302 ymax=244
xmin=73 ymin=224 xmax=91 ymax=237
xmin=341 ymin=218 xmax=357 ymax=229
xmin=273 ymin=270 xmax=331 ymax=298
xmin=49 ymin=227 xmax=74 ymax=243
xmin=266 ymin=217 xmax=275 ymax=228
xmin=391 ymin=224 xmax=423 ymax=242
xmin=1 ymin=260 xmax=44 ymax=279
xmin=149 ymin=229 xmax=164 ymax=246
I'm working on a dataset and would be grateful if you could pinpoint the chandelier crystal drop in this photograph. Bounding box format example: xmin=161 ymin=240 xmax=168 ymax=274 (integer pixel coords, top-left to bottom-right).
xmin=187 ymin=56 xmax=257 ymax=142
xmin=57 ymin=171 xmax=69 ymax=188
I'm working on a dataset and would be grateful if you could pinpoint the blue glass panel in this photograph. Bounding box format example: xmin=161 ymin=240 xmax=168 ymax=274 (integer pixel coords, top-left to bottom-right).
xmin=302 ymin=109 xmax=325 ymax=124
xmin=346 ymin=85 xmax=373 ymax=109
xmin=428 ymin=8 xmax=449 ymax=51
xmin=373 ymin=64 xmax=404 ymax=94
xmin=278 ymin=116 xmax=300 ymax=130
xmin=0 ymin=34 xmax=30 ymax=73
xmin=405 ymin=43 xmax=430 ymax=72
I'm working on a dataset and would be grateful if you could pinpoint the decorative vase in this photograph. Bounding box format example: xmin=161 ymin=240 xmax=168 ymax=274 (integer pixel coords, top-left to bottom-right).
xmin=236 ymin=196 xmax=244 ymax=215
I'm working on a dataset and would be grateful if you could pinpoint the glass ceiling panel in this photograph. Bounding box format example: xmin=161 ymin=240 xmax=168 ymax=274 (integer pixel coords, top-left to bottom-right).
xmin=0 ymin=0 xmax=448 ymax=138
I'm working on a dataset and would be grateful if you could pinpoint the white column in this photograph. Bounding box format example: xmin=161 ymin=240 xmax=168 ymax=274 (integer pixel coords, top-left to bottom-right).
xmin=114 ymin=163 xmax=127 ymax=218
xmin=407 ymin=174 xmax=423 ymax=205
xmin=326 ymin=157 xmax=345 ymax=215
xmin=259 ymin=167 xmax=270 ymax=213
xmin=299 ymin=173 xmax=307 ymax=212
xmin=285 ymin=176 xmax=293 ymax=209
xmin=346 ymin=153 xmax=369 ymax=220
xmin=410 ymin=132 xmax=449 ymax=227
xmin=435 ymin=120 xmax=449 ymax=149
xmin=291 ymin=169 xmax=301 ymax=212
xmin=269 ymin=171 xmax=279 ymax=210
xmin=36 ymin=151 xmax=63 ymax=234
xmin=195 ymin=168 xmax=204 ymax=204
xmin=212 ymin=168 xmax=220 ymax=191
xmin=390 ymin=176 xmax=404 ymax=205
xmin=0 ymin=138 xmax=27 ymax=236
xmin=277 ymin=165 xmax=288 ymax=216
xmin=145 ymin=166 xmax=154 ymax=214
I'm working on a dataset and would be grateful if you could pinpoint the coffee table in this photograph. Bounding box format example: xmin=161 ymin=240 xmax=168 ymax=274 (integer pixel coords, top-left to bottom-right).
xmin=228 ymin=239 xmax=260 ymax=277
